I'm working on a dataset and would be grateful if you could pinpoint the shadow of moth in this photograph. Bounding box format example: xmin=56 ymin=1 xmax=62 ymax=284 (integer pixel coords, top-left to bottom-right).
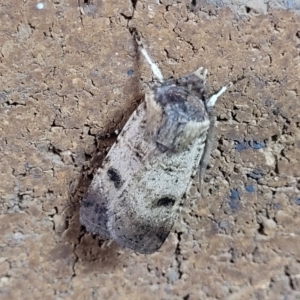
xmin=80 ymin=31 xmax=231 ymax=254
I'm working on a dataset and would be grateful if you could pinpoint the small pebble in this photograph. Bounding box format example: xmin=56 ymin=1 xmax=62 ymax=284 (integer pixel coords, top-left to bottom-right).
xmin=127 ymin=69 xmax=134 ymax=76
xmin=245 ymin=185 xmax=255 ymax=193
xmin=261 ymin=216 xmax=276 ymax=236
xmin=229 ymin=189 xmax=240 ymax=212
xmin=250 ymin=140 xmax=266 ymax=150
xmin=36 ymin=3 xmax=44 ymax=10
xmin=235 ymin=141 xmax=249 ymax=152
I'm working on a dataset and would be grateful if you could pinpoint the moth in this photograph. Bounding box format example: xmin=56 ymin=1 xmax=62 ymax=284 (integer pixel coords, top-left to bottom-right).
xmin=80 ymin=31 xmax=231 ymax=254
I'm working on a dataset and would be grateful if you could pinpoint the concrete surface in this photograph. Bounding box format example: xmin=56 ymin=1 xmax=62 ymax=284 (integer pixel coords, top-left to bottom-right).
xmin=1 ymin=0 xmax=300 ymax=299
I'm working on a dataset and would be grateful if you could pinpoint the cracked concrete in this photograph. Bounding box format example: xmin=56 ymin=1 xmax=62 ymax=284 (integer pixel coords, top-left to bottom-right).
xmin=1 ymin=0 xmax=300 ymax=299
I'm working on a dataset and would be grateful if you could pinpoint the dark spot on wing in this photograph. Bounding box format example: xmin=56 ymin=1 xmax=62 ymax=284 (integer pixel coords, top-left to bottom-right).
xmin=107 ymin=167 xmax=122 ymax=188
xmin=157 ymin=196 xmax=176 ymax=207
xmin=82 ymin=199 xmax=94 ymax=208
xmin=156 ymin=230 xmax=169 ymax=243
xmin=156 ymin=142 xmax=170 ymax=153
xmin=94 ymin=203 xmax=100 ymax=213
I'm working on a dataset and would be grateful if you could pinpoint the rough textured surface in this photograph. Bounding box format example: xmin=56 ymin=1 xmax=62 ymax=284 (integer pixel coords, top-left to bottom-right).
xmin=203 ymin=0 xmax=300 ymax=15
xmin=1 ymin=0 xmax=300 ymax=299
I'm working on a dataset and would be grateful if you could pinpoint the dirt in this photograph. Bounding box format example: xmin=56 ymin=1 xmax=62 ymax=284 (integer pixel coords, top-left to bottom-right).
xmin=1 ymin=0 xmax=300 ymax=299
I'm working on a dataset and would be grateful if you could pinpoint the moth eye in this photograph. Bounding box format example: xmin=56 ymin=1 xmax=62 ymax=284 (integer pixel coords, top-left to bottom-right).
xmin=157 ymin=196 xmax=176 ymax=208
xmin=107 ymin=167 xmax=122 ymax=188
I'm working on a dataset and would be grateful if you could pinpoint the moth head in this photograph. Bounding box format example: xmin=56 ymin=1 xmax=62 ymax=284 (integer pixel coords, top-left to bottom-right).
xmin=145 ymin=72 xmax=210 ymax=153
xmin=177 ymin=73 xmax=207 ymax=99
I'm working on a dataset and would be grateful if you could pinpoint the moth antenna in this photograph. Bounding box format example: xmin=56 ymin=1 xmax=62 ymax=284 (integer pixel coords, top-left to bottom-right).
xmin=132 ymin=28 xmax=164 ymax=82
xmin=198 ymin=109 xmax=216 ymax=194
xmin=207 ymin=82 xmax=233 ymax=108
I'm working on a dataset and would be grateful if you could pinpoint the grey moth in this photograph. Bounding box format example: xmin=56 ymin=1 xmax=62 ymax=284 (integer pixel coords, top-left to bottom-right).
xmin=80 ymin=32 xmax=230 ymax=254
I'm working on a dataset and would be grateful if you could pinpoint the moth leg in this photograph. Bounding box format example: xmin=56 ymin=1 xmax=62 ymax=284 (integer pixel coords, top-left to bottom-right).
xmin=198 ymin=108 xmax=217 ymax=193
xmin=198 ymin=82 xmax=232 ymax=192
xmin=133 ymin=30 xmax=164 ymax=82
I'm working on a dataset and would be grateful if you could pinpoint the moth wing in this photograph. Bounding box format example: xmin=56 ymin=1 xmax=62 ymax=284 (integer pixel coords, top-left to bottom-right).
xmin=106 ymin=133 xmax=208 ymax=254
xmin=107 ymin=198 xmax=175 ymax=254
xmin=80 ymin=170 xmax=111 ymax=238
xmin=80 ymin=103 xmax=147 ymax=238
